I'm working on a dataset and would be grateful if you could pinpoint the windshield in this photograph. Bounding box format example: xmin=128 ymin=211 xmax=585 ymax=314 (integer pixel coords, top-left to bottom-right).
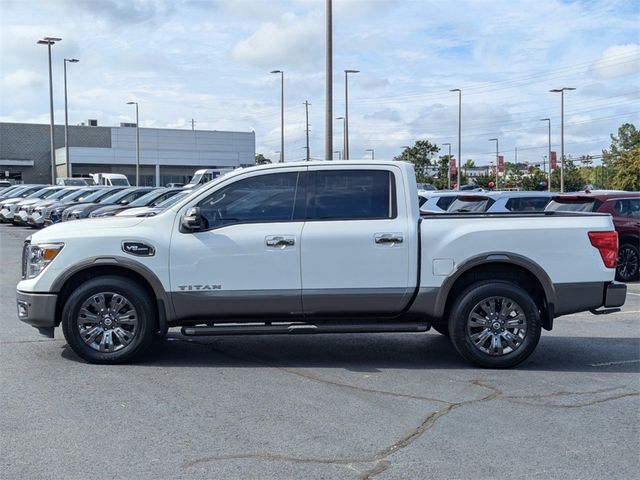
xmin=63 ymin=188 xmax=96 ymax=202
xmin=46 ymin=188 xmax=78 ymax=200
xmin=127 ymin=190 xmax=164 ymax=207
xmin=155 ymin=191 xmax=190 ymax=208
xmin=27 ymin=187 xmax=60 ymax=199
xmin=101 ymin=188 xmax=153 ymax=205
xmin=109 ymin=177 xmax=130 ymax=186
xmin=545 ymin=199 xmax=596 ymax=212
xmin=61 ymin=178 xmax=88 ymax=186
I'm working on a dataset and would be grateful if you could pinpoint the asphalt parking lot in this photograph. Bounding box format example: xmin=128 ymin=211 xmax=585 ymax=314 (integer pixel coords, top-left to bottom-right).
xmin=1 ymin=223 xmax=638 ymax=480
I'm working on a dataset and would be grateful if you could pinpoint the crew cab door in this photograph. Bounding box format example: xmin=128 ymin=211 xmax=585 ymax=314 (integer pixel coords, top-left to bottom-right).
xmin=300 ymin=165 xmax=415 ymax=316
xmin=169 ymin=168 xmax=306 ymax=320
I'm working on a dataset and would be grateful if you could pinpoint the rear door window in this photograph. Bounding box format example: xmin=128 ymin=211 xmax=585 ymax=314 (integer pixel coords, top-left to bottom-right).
xmin=505 ymin=197 xmax=551 ymax=212
xmin=307 ymin=170 xmax=396 ymax=220
xmin=435 ymin=196 xmax=456 ymax=211
xmin=447 ymin=196 xmax=494 ymax=213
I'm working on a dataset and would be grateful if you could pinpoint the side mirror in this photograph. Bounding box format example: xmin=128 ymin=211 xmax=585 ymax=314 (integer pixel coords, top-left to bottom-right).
xmin=120 ymin=200 xmax=129 ymax=205
xmin=181 ymin=206 xmax=203 ymax=232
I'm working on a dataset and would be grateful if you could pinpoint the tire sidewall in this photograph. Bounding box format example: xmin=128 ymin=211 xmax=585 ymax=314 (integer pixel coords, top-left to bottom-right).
xmin=62 ymin=276 xmax=156 ymax=364
xmin=616 ymin=243 xmax=639 ymax=282
xmin=449 ymin=281 xmax=542 ymax=368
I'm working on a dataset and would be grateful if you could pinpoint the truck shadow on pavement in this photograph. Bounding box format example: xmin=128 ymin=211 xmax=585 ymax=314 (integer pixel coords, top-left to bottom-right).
xmin=60 ymin=332 xmax=640 ymax=373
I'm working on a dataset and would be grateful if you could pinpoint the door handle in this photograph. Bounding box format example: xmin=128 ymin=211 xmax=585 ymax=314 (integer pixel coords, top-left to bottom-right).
xmin=375 ymin=233 xmax=404 ymax=245
xmin=266 ymin=236 xmax=295 ymax=248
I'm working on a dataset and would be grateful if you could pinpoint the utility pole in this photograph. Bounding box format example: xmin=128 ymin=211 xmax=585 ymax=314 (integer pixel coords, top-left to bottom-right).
xmin=325 ymin=0 xmax=333 ymax=160
xmin=63 ymin=57 xmax=79 ymax=178
xmin=450 ymin=89 xmax=462 ymax=189
xmin=344 ymin=69 xmax=359 ymax=160
xmin=550 ymin=87 xmax=575 ymax=193
xmin=191 ymin=118 xmax=196 ymax=131
xmin=303 ymin=101 xmax=311 ymax=161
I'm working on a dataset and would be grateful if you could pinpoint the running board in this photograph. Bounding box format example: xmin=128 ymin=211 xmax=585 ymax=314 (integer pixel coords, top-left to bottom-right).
xmin=181 ymin=322 xmax=430 ymax=337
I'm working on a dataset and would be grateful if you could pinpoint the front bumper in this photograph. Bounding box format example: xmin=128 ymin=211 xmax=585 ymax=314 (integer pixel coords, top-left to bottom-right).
xmin=27 ymin=211 xmax=44 ymax=227
xmin=0 ymin=207 xmax=14 ymax=221
xmin=16 ymin=290 xmax=58 ymax=329
xmin=13 ymin=210 xmax=29 ymax=225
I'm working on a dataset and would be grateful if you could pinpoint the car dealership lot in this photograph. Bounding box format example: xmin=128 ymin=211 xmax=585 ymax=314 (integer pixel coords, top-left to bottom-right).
xmin=1 ymin=223 xmax=638 ymax=479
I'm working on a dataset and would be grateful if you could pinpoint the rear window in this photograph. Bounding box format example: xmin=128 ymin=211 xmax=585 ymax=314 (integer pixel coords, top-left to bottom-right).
xmin=546 ymin=198 xmax=601 ymax=212
xmin=307 ymin=170 xmax=396 ymax=220
xmin=505 ymin=197 xmax=551 ymax=212
xmin=109 ymin=178 xmax=130 ymax=186
xmin=447 ymin=196 xmax=494 ymax=213
xmin=613 ymin=199 xmax=640 ymax=219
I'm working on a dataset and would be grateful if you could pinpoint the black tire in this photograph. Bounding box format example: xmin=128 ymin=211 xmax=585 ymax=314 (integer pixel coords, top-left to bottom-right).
xmin=448 ymin=281 xmax=542 ymax=369
xmin=430 ymin=322 xmax=450 ymax=337
xmin=62 ymin=276 xmax=157 ymax=364
xmin=616 ymin=243 xmax=639 ymax=282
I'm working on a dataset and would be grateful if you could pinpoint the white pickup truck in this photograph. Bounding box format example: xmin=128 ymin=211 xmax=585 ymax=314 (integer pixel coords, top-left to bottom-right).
xmin=16 ymin=161 xmax=626 ymax=368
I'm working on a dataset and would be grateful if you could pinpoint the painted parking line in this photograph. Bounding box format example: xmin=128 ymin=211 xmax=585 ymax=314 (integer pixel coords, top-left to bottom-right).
xmin=591 ymin=359 xmax=640 ymax=367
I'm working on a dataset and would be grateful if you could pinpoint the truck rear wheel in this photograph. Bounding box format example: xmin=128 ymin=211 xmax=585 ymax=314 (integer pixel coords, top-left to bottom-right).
xmin=448 ymin=281 xmax=541 ymax=368
xmin=61 ymin=276 xmax=156 ymax=364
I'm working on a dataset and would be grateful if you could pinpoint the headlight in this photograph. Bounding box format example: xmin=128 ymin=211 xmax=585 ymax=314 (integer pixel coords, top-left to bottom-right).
xmin=23 ymin=243 xmax=64 ymax=279
xmin=53 ymin=206 xmax=66 ymax=214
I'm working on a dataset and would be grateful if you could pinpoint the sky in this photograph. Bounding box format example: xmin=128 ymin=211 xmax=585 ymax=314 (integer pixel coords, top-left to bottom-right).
xmin=1 ymin=0 xmax=639 ymax=166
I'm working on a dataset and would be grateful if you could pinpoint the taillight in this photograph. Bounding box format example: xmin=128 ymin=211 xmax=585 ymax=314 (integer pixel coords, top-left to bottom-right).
xmin=588 ymin=231 xmax=618 ymax=268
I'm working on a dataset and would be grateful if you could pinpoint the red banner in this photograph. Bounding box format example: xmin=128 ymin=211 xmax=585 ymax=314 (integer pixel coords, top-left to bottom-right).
xmin=550 ymin=151 xmax=557 ymax=170
xmin=449 ymin=158 xmax=457 ymax=176
xmin=498 ymin=155 xmax=504 ymax=173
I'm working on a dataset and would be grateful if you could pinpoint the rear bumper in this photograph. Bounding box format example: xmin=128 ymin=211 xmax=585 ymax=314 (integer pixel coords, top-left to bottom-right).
xmin=554 ymin=281 xmax=626 ymax=316
xmin=604 ymin=282 xmax=626 ymax=308
xmin=16 ymin=290 xmax=57 ymax=328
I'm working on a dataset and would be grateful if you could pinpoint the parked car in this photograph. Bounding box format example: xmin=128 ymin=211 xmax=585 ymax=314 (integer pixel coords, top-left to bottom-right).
xmin=420 ymin=191 xmax=462 ymax=213
xmin=16 ymin=161 xmax=625 ymax=368
xmin=116 ymin=190 xmax=191 ymax=217
xmin=44 ymin=187 xmax=125 ymax=226
xmin=0 ymin=185 xmax=47 ymax=222
xmin=11 ymin=186 xmax=68 ymax=225
xmin=416 ymin=183 xmax=437 ymax=194
xmin=27 ymin=187 xmax=98 ymax=228
xmin=89 ymin=188 xmax=183 ymax=218
xmin=165 ymin=183 xmax=184 ymax=188
xmin=0 ymin=180 xmax=12 ymax=188
xmin=91 ymin=173 xmax=131 ymax=186
xmin=445 ymin=192 xmax=554 ymax=213
xmin=63 ymin=187 xmax=154 ymax=221
xmin=546 ymin=192 xmax=640 ymax=281
xmin=0 ymin=184 xmax=35 ymax=200
xmin=56 ymin=178 xmax=91 ymax=186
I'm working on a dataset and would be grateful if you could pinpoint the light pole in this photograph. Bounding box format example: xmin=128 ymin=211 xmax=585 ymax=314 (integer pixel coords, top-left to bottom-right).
xmin=442 ymin=142 xmax=452 ymax=189
xmin=334 ymin=150 xmax=341 ymax=160
xmin=271 ymin=70 xmax=284 ymax=163
xmin=336 ymin=116 xmax=345 ymax=160
xmin=489 ymin=138 xmax=499 ymax=189
xmin=366 ymin=148 xmax=374 ymax=160
xmin=344 ymin=69 xmax=359 ymax=159
xmin=325 ymin=0 xmax=333 ymax=160
xmin=550 ymin=87 xmax=575 ymax=193
xmin=126 ymin=102 xmax=140 ymax=186
xmin=450 ymin=89 xmax=462 ymax=189
xmin=540 ymin=118 xmax=551 ymax=191
xmin=303 ymin=100 xmax=311 ymax=161
xmin=63 ymin=58 xmax=79 ymax=178
xmin=37 ymin=36 xmax=62 ymax=184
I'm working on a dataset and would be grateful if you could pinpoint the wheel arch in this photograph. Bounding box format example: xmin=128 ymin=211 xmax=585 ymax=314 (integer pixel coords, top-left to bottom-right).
xmin=51 ymin=256 xmax=173 ymax=330
xmin=435 ymin=253 xmax=556 ymax=331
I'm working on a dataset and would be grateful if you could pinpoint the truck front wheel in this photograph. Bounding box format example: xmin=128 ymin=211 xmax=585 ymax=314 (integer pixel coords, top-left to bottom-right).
xmin=448 ymin=281 xmax=541 ymax=368
xmin=61 ymin=276 xmax=157 ymax=364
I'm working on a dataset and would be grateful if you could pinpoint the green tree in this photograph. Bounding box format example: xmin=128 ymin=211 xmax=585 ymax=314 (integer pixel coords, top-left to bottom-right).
xmin=608 ymin=123 xmax=640 ymax=156
xmin=255 ymin=153 xmax=272 ymax=165
xmin=610 ymin=147 xmax=640 ymax=191
xmin=394 ymin=140 xmax=440 ymax=182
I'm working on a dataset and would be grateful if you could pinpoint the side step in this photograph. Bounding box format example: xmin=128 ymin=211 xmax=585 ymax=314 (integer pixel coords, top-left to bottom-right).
xmin=181 ymin=322 xmax=430 ymax=337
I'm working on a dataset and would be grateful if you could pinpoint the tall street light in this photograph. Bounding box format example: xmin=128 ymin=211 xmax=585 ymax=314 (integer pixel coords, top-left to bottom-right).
xmin=344 ymin=69 xmax=359 ymax=160
xmin=540 ymin=118 xmax=551 ymax=192
xmin=489 ymin=138 xmax=499 ymax=189
xmin=63 ymin=58 xmax=79 ymax=178
xmin=550 ymin=87 xmax=575 ymax=193
xmin=442 ymin=142 xmax=452 ymax=189
xmin=126 ymin=102 xmax=140 ymax=186
xmin=336 ymin=116 xmax=345 ymax=160
xmin=271 ymin=70 xmax=284 ymax=163
xmin=450 ymin=88 xmax=462 ymax=189
xmin=366 ymin=148 xmax=374 ymax=160
xmin=325 ymin=0 xmax=333 ymax=160
xmin=37 ymin=36 xmax=62 ymax=184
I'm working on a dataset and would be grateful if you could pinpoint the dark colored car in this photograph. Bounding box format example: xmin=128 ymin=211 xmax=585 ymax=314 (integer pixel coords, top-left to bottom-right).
xmin=89 ymin=188 xmax=183 ymax=217
xmin=546 ymin=192 xmax=640 ymax=282
xmin=62 ymin=187 xmax=155 ymax=221
xmin=43 ymin=187 xmax=124 ymax=226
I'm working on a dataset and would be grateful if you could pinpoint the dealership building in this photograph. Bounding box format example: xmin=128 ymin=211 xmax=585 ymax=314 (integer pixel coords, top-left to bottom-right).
xmin=0 ymin=121 xmax=256 ymax=185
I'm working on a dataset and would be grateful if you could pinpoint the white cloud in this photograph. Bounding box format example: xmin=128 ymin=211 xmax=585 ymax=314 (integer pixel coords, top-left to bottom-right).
xmin=591 ymin=44 xmax=640 ymax=79
xmin=0 ymin=69 xmax=43 ymax=88
xmin=231 ymin=12 xmax=323 ymax=67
